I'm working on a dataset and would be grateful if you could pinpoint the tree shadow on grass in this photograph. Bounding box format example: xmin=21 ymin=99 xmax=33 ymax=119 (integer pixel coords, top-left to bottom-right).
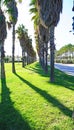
xmin=25 ymin=62 xmax=49 ymax=77
xmin=0 ymin=78 xmax=31 ymax=130
xmin=14 ymin=72 xmax=72 ymax=118
xmin=54 ymin=68 xmax=74 ymax=91
xmin=26 ymin=62 xmax=74 ymax=91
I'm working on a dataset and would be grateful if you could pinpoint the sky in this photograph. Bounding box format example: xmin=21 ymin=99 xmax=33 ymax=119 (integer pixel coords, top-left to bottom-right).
xmin=55 ymin=0 xmax=74 ymax=50
xmin=4 ymin=0 xmax=74 ymax=56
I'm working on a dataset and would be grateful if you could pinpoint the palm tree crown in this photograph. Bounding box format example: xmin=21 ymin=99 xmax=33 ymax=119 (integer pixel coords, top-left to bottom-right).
xmin=0 ymin=8 xmax=7 ymax=42
xmin=37 ymin=0 xmax=63 ymax=28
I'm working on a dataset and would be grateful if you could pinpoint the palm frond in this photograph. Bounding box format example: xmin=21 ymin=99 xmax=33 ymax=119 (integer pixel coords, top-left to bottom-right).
xmin=29 ymin=7 xmax=37 ymax=14
xmin=29 ymin=0 xmax=36 ymax=6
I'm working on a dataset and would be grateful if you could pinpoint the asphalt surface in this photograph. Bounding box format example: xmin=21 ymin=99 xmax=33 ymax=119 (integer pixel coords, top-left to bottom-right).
xmin=55 ymin=63 xmax=74 ymax=76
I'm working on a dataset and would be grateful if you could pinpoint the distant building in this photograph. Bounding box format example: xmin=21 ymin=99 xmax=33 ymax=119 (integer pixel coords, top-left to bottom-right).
xmin=55 ymin=51 xmax=74 ymax=63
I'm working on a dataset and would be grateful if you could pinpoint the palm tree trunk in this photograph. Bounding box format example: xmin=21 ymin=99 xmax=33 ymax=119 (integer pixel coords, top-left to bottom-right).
xmin=27 ymin=52 xmax=29 ymax=65
xmin=49 ymin=25 xmax=55 ymax=82
xmin=12 ymin=23 xmax=15 ymax=73
xmin=42 ymin=43 xmax=44 ymax=68
xmin=38 ymin=37 xmax=41 ymax=64
xmin=45 ymin=42 xmax=48 ymax=73
xmin=1 ymin=43 xmax=5 ymax=79
xmin=22 ymin=48 xmax=25 ymax=67
xmin=0 ymin=44 xmax=1 ymax=79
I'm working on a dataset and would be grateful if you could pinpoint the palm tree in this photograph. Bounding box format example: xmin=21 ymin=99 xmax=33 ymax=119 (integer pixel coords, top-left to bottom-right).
xmin=28 ymin=42 xmax=36 ymax=63
xmin=0 ymin=7 xmax=7 ymax=78
xmin=26 ymin=37 xmax=36 ymax=64
xmin=29 ymin=0 xmax=43 ymax=65
xmin=16 ymin=23 xmax=36 ymax=66
xmin=38 ymin=24 xmax=49 ymax=73
xmin=16 ymin=24 xmax=28 ymax=67
xmin=30 ymin=0 xmax=49 ymax=73
xmin=37 ymin=0 xmax=63 ymax=82
xmin=5 ymin=0 xmax=18 ymax=73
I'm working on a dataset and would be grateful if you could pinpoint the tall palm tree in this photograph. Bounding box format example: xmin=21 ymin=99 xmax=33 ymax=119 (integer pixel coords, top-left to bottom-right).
xmin=0 ymin=6 xmax=7 ymax=78
xmin=27 ymin=39 xmax=36 ymax=63
xmin=26 ymin=36 xmax=36 ymax=64
xmin=30 ymin=0 xmax=44 ymax=65
xmin=37 ymin=0 xmax=63 ymax=82
xmin=5 ymin=0 xmax=18 ymax=73
xmin=16 ymin=24 xmax=36 ymax=66
xmin=16 ymin=24 xmax=29 ymax=67
xmin=38 ymin=24 xmax=49 ymax=72
xmin=30 ymin=0 xmax=50 ymax=73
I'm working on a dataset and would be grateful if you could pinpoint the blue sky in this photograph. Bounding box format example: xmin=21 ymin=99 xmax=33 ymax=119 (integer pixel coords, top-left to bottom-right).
xmin=5 ymin=0 xmax=74 ymax=56
xmin=55 ymin=0 xmax=74 ymax=49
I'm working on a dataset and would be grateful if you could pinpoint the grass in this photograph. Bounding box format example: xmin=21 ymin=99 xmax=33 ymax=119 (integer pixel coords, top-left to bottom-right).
xmin=0 ymin=62 xmax=74 ymax=130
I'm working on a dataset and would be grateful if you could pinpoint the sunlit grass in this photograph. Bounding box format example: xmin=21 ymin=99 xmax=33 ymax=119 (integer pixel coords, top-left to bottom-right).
xmin=0 ymin=62 xmax=74 ymax=130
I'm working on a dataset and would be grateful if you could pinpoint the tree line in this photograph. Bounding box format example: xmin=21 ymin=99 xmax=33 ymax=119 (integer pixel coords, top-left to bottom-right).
xmin=0 ymin=0 xmax=63 ymax=82
xmin=0 ymin=0 xmax=36 ymax=79
xmin=29 ymin=0 xmax=63 ymax=82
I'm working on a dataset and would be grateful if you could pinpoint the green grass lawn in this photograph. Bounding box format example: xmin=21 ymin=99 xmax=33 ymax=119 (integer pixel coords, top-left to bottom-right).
xmin=0 ymin=62 xmax=74 ymax=130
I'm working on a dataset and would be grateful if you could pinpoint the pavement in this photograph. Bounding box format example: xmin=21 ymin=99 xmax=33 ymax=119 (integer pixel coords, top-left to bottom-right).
xmin=54 ymin=63 xmax=74 ymax=76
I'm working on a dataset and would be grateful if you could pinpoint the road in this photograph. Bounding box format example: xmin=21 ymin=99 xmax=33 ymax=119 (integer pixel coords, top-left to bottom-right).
xmin=55 ymin=63 xmax=74 ymax=76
